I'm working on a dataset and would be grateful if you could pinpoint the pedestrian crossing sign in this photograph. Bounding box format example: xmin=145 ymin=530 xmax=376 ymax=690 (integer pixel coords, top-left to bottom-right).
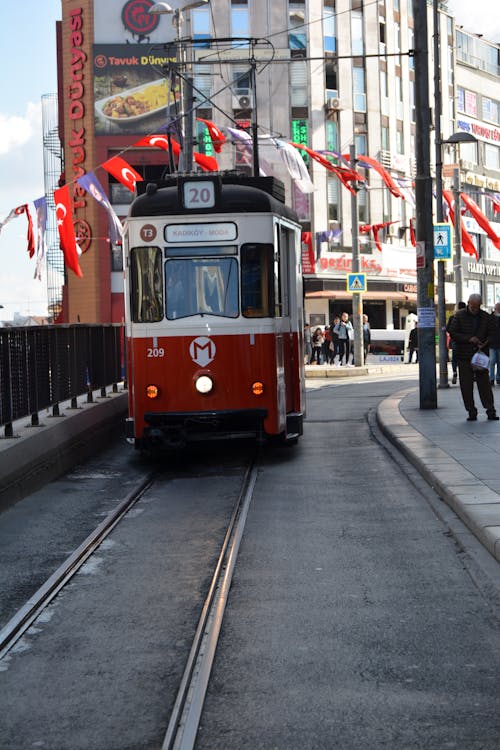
xmin=433 ymin=223 xmax=452 ymax=259
xmin=347 ymin=273 xmax=367 ymax=293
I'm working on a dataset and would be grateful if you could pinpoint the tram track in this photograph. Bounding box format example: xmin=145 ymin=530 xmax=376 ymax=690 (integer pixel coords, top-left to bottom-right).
xmin=0 ymin=447 xmax=260 ymax=749
xmin=0 ymin=471 xmax=155 ymax=661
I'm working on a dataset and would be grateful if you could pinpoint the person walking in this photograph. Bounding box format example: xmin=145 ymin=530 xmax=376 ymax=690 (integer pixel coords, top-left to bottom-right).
xmin=310 ymin=326 xmax=324 ymax=364
xmin=408 ymin=322 xmax=418 ymax=363
xmin=329 ymin=316 xmax=340 ymax=364
xmin=333 ymin=312 xmax=353 ymax=366
xmin=362 ymin=314 xmax=371 ymax=361
xmin=448 ymin=293 xmax=498 ymax=421
xmin=446 ymin=301 xmax=466 ymax=384
xmin=303 ymin=323 xmax=312 ymax=365
xmin=489 ymin=302 xmax=500 ymax=386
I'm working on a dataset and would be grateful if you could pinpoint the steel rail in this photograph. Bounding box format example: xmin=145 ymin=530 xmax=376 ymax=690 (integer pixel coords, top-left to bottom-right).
xmin=0 ymin=472 xmax=155 ymax=661
xmin=161 ymin=459 xmax=259 ymax=750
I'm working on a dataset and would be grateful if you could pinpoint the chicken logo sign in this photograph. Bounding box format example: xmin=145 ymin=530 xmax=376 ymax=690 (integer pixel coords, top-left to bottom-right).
xmin=189 ymin=337 xmax=216 ymax=367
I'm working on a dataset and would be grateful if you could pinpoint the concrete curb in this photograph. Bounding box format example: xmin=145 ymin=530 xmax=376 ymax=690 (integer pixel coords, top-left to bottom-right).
xmin=376 ymin=388 xmax=500 ymax=563
xmin=0 ymin=390 xmax=128 ymax=509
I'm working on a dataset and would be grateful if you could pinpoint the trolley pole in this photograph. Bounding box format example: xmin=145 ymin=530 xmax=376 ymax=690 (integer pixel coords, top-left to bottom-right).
xmin=413 ymin=0 xmax=437 ymax=408
xmin=350 ymin=145 xmax=363 ymax=367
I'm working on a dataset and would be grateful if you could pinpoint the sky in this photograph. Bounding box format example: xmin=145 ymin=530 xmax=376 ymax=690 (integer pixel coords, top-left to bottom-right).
xmin=0 ymin=0 xmax=498 ymax=321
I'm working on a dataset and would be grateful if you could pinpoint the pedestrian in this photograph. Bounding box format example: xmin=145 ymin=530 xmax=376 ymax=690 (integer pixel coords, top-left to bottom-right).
xmin=446 ymin=301 xmax=466 ymax=384
xmin=448 ymin=293 xmax=498 ymax=421
xmin=362 ymin=314 xmax=371 ymax=361
xmin=489 ymin=302 xmax=500 ymax=386
xmin=322 ymin=325 xmax=331 ymax=365
xmin=329 ymin=316 xmax=340 ymax=364
xmin=408 ymin=322 xmax=418 ymax=363
xmin=310 ymin=326 xmax=324 ymax=364
xmin=333 ymin=312 xmax=353 ymax=366
xmin=304 ymin=322 xmax=312 ymax=364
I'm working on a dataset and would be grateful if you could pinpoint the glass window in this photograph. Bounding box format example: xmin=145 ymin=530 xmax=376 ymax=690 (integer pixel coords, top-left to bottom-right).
xmin=231 ymin=4 xmax=249 ymax=45
xmin=353 ymin=66 xmax=366 ymax=112
xmin=324 ymin=4 xmax=336 ymax=53
xmin=130 ymin=247 xmax=164 ymax=323
xmin=327 ymin=177 xmax=340 ymax=221
xmin=290 ymin=60 xmax=308 ymax=107
xmin=289 ymin=3 xmax=307 ymax=50
xmin=192 ymin=7 xmax=210 ymax=47
xmin=465 ymin=90 xmax=477 ymax=117
xmin=485 ymin=143 xmax=500 ymax=170
xmin=166 ymin=257 xmax=238 ymax=319
xmin=456 ymin=87 xmax=465 ymax=113
xmin=351 ymin=11 xmax=364 ymax=56
xmin=381 ymin=125 xmax=389 ymax=151
xmin=241 ymin=243 xmax=274 ymax=317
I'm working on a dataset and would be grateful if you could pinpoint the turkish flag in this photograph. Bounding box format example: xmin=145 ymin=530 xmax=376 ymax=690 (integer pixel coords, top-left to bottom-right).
xmin=54 ymin=185 xmax=83 ymax=277
xmin=101 ymin=156 xmax=143 ymax=192
xmin=442 ymin=191 xmax=478 ymax=260
xmin=460 ymin=192 xmax=500 ymax=250
xmin=134 ymin=134 xmax=171 ymax=151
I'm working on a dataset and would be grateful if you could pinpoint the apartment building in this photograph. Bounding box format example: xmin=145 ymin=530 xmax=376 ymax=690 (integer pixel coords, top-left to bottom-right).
xmin=55 ymin=0 xmax=499 ymax=324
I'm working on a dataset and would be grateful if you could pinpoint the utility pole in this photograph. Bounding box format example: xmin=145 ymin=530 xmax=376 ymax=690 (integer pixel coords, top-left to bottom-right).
xmin=350 ymin=144 xmax=363 ymax=367
xmin=453 ymin=168 xmax=463 ymax=304
xmin=433 ymin=0 xmax=449 ymax=389
xmin=413 ymin=0 xmax=437 ymax=408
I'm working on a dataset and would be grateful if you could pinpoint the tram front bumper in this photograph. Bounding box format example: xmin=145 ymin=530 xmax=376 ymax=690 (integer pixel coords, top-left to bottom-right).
xmin=142 ymin=408 xmax=268 ymax=447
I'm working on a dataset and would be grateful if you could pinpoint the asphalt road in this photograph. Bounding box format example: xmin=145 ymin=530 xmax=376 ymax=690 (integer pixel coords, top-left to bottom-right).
xmin=0 ymin=376 xmax=498 ymax=749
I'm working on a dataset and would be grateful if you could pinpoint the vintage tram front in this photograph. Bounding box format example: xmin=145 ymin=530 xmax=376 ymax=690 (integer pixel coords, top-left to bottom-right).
xmin=124 ymin=174 xmax=305 ymax=450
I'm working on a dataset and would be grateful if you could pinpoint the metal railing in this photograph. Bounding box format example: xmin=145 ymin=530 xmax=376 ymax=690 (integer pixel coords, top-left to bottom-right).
xmin=0 ymin=324 xmax=124 ymax=438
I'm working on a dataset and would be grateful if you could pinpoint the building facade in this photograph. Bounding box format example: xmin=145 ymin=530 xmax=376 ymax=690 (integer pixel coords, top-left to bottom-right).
xmin=55 ymin=0 xmax=500 ymax=325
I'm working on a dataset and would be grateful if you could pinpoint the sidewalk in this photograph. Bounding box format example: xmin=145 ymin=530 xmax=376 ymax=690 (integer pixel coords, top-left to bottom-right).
xmin=377 ymin=384 xmax=500 ymax=563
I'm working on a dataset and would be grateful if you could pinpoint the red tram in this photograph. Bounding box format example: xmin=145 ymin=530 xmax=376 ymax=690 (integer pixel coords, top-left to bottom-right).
xmin=124 ymin=174 xmax=305 ymax=450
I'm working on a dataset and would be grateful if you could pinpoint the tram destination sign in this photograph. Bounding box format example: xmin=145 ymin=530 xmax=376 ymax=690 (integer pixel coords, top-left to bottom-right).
xmin=165 ymin=222 xmax=237 ymax=243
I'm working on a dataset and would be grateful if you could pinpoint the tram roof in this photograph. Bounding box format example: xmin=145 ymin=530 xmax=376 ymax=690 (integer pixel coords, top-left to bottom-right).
xmin=129 ymin=175 xmax=299 ymax=223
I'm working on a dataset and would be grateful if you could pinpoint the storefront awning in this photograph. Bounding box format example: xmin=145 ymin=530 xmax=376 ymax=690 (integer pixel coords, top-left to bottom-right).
xmin=305 ymin=290 xmax=417 ymax=302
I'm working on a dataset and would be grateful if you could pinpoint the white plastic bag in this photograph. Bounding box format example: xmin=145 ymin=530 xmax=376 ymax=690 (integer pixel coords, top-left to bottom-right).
xmin=471 ymin=351 xmax=489 ymax=371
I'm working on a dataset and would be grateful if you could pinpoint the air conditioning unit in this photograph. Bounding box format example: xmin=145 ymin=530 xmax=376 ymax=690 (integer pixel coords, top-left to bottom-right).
xmin=325 ymin=97 xmax=341 ymax=111
xmin=232 ymin=90 xmax=253 ymax=109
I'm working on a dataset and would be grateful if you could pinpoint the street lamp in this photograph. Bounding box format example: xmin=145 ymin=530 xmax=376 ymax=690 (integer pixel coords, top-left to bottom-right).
xmin=441 ymin=131 xmax=478 ymax=308
xmin=149 ymin=0 xmax=209 ymax=172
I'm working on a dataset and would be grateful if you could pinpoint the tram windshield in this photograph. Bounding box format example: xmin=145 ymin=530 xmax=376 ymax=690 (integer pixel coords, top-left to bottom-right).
xmin=130 ymin=246 xmax=164 ymax=323
xmin=166 ymin=258 xmax=239 ymax=319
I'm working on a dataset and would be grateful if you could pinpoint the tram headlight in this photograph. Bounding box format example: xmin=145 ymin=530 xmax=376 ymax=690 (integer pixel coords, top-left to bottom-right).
xmin=195 ymin=375 xmax=213 ymax=394
xmin=146 ymin=384 xmax=159 ymax=399
xmin=252 ymin=381 xmax=264 ymax=396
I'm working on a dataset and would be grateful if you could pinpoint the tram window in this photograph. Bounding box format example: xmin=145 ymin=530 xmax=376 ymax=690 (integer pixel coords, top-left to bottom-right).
xmin=166 ymin=258 xmax=239 ymax=319
xmin=130 ymin=247 xmax=164 ymax=323
xmin=165 ymin=245 xmax=237 ymax=257
xmin=241 ymin=243 xmax=274 ymax=318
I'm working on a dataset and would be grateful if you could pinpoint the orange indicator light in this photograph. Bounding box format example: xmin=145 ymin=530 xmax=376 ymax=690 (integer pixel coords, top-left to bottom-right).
xmin=252 ymin=381 xmax=264 ymax=396
xmin=146 ymin=384 xmax=159 ymax=399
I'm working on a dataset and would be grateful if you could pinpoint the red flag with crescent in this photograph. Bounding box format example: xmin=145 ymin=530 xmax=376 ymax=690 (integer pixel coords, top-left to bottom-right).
xmin=134 ymin=134 xmax=218 ymax=171
xmin=53 ymin=185 xmax=83 ymax=277
xmin=442 ymin=190 xmax=478 ymax=260
xmin=460 ymin=192 xmax=500 ymax=251
xmin=356 ymin=155 xmax=405 ymax=199
xmin=101 ymin=156 xmax=143 ymax=192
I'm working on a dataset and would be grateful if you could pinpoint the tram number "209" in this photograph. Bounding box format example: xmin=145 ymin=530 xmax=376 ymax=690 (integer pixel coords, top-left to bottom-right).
xmin=147 ymin=347 xmax=165 ymax=358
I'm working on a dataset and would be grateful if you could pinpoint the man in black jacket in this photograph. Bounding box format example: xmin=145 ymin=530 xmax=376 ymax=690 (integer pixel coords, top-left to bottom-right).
xmin=448 ymin=294 xmax=498 ymax=421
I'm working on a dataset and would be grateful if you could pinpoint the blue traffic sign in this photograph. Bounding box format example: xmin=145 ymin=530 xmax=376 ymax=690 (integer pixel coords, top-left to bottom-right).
xmin=347 ymin=273 xmax=367 ymax=292
xmin=433 ymin=223 xmax=451 ymax=259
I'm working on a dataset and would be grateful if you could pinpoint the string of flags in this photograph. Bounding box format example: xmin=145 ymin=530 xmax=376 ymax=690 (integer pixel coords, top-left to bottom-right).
xmin=1 ymin=115 xmax=499 ymax=279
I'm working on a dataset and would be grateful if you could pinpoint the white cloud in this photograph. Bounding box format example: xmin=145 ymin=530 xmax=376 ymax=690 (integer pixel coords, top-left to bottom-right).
xmin=448 ymin=0 xmax=500 ymax=42
xmin=0 ymin=102 xmax=42 ymax=155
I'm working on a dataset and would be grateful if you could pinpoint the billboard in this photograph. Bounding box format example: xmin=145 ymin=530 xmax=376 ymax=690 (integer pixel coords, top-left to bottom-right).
xmin=93 ymin=43 xmax=177 ymax=135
